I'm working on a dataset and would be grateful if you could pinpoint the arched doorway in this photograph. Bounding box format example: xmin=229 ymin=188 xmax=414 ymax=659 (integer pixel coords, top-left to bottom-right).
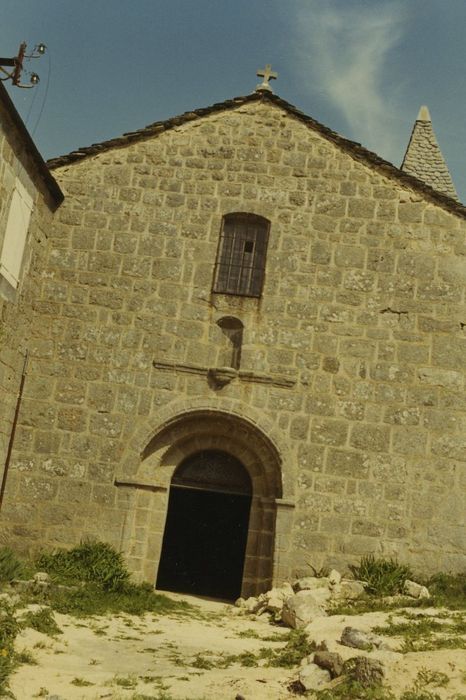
xmin=156 ymin=449 xmax=252 ymax=600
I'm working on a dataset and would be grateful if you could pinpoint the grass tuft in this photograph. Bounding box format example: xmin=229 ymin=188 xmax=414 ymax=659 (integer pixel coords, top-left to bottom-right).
xmin=14 ymin=649 xmax=38 ymax=665
xmin=0 ymin=603 xmax=22 ymax=696
xmin=373 ymin=612 xmax=466 ymax=653
xmin=309 ymin=679 xmax=396 ymax=699
xmin=71 ymin=676 xmax=94 ymax=686
xmin=426 ymin=572 xmax=466 ymax=609
xmin=349 ymin=555 xmax=413 ymax=597
xmin=22 ymin=607 xmax=62 ymax=636
xmin=43 ymin=580 xmax=194 ymax=618
xmin=0 ymin=547 xmax=27 ymax=584
xmin=36 ymin=539 xmax=130 ymax=592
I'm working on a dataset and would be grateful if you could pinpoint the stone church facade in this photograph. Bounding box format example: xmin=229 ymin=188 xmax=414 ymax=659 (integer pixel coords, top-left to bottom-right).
xmin=1 ymin=87 xmax=465 ymax=598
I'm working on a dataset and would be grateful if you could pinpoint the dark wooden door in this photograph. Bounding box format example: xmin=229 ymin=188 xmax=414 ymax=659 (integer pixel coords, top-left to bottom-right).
xmin=156 ymin=486 xmax=251 ymax=600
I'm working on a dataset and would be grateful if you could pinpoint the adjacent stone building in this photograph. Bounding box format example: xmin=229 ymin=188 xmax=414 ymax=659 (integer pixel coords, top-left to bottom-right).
xmin=0 ymin=85 xmax=465 ymax=599
xmin=0 ymin=83 xmax=62 ymax=507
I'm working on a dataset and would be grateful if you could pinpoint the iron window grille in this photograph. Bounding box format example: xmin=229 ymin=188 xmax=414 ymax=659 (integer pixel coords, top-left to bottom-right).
xmin=213 ymin=213 xmax=270 ymax=297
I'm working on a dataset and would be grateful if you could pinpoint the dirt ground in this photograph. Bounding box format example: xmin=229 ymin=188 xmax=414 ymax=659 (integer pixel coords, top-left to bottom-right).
xmin=9 ymin=593 xmax=466 ymax=700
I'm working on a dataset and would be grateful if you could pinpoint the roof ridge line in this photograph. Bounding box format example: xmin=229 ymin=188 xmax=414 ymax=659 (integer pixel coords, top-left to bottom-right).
xmin=47 ymin=91 xmax=466 ymax=218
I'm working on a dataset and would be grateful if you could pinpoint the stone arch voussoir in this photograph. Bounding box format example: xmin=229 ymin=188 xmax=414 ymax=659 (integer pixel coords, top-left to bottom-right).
xmin=124 ymin=396 xmax=293 ymax=500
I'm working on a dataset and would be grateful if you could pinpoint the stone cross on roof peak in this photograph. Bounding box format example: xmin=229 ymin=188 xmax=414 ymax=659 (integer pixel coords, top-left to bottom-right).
xmin=256 ymin=64 xmax=278 ymax=93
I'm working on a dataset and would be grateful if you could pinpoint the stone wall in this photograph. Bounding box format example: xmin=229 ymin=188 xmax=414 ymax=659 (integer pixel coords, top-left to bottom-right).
xmin=0 ymin=98 xmax=56 ymax=522
xmin=2 ymin=99 xmax=465 ymax=589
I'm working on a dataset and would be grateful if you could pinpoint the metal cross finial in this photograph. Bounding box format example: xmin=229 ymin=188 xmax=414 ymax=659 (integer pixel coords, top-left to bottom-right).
xmin=256 ymin=64 xmax=278 ymax=93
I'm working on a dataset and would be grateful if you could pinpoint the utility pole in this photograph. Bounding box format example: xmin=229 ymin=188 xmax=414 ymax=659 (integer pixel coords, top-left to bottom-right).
xmin=0 ymin=351 xmax=29 ymax=511
xmin=0 ymin=41 xmax=46 ymax=88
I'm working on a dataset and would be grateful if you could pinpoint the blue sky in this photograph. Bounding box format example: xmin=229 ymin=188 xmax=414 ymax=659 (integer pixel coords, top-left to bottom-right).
xmin=3 ymin=0 xmax=466 ymax=200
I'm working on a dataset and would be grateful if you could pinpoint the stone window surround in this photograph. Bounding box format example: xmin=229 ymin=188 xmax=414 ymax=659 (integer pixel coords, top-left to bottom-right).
xmin=212 ymin=212 xmax=270 ymax=298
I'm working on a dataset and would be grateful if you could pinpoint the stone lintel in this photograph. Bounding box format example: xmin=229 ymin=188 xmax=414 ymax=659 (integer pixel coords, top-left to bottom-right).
xmin=275 ymin=498 xmax=295 ymax=508
xmin=114 ymin=479 xmax=167 ymax=493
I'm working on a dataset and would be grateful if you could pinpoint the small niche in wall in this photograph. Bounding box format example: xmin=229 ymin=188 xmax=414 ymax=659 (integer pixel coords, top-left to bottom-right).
xmin=216 ymin=316 xmax=243 ymax=370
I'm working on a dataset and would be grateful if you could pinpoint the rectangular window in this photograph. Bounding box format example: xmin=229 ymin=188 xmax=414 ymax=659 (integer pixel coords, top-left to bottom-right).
xmin=0 ymin=178 xmax=33 ymax=289
xmin=213 ymin=214 xmax=269 ymax=297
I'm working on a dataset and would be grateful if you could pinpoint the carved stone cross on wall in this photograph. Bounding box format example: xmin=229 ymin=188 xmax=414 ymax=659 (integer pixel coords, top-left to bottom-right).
xmin=256 ymin=64 xmax=278 ymax=93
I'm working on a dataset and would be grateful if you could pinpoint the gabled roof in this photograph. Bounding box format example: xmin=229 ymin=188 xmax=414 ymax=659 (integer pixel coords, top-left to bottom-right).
xmin=401 ymin=105 xmax=458 ymax=201
xmin=0 ymin=82 xmax=63 ymax=208
xmin=47 ymin=91 xmax=466 ymax=218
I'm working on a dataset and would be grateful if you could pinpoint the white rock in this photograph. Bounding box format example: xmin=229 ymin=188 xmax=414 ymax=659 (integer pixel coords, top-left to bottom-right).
xmin=264 ymin=585 xmax=293 ymax=614
xmin=280 ymin=582 xmax=294 ymax=597
xmin=282 ymin=590 xmax=327 ymax=629
xmin=341 ymin=626 xmax=373 ymax=650
xmin=0 ymin=592 xmax=20 ymax=606
xmin=331 ymin=579 xmax=365 ymax=600
xmin=403 ymin=580 xmax=430 ymax=599
xmin=299 ymin=663 xmax=331 ymax=690
xmin=340 ymin=626 xmax=386 ymax=650
xmin=300 ymin=653 xmax=315 ymax=667
xmin=242 ymin=596 xmax=264 ymax=614
xmin=34 ymin=571 xmax=51 ymax=583
xmin=295 ymin=576 xmax=330 ymax=591
xmin=328 ymin=569 xmax=341 ymax=586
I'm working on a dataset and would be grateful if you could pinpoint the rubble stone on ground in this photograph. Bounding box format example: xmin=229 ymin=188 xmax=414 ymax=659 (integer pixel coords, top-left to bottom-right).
xmin=328 ymin=569 xmax=342 ymax=586
xmin=294 ymin=576 xmax=330 ymax=592
xmin=340 ymin=626 xmax=386 ymax=651
xmin=298 ymin=662 xmax=331 ymax=690
xmin=344 ymin=656 xmax=385 ymax=687
xmin=313 ymin=650 xmax=344 ymax=678
xmin=403 ymin=579 xmax=430 ymax=599
xmin=331 ymin=579 xmax=366 ymax=600
xmin=281 ymin=590 xmax=327 ymax=629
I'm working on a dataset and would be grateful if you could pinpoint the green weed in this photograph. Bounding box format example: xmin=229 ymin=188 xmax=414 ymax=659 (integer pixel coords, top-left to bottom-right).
xmin=0 ymin=604 xmax=21 ymax=697
xmin=426 ymin=572 xmax=466 ymax=609
xmin=309 ymin=679 xmax=396 ymax=699
xmin=236 ymin=628 xmax=261 ymax=639
xmin=236 ymin=628 xmax=286 ymax=642
xmin=0 ymin=547 xmax=26 ymax=583
xmin=402 ymin=636 xmax=466 ymax=652
xmin=189 ymin=629 xmax=314 ymax=671
xmin=309 ymin=564 xmax=331 ymax=578
xmin=373 ymin=613 xmax=466 ymax=652
xmin=191 ymin=652 xmax=216 ymax=670
xmin=373 ymin=616 xmax=444 ymax=637
xmin=71 ymin=677 xmax=94 ymax=686
xmin=43 ymin=581 xmax=194 ymax=617
xmin=14 ymin=649 xmax=37 ymax=665
xmin=416 ymin=668 xmax=449 ymax=688
xmin=399 ymin=691 xmax=441 ymax=700
xmin=329 ymin=593 xmax=427 ymax=616
xmin=397 ymin=669 xmax=449 ymax=700
xmin=263 ymin=628 xmax=316 ymax=668
xmin=349 ymin=555 xmax=413 ymax=596
xmin=113 ymin=673 xmax=138 ymax=688
xmin=36 ymin=539 xmax=130 ymax=592
xmin=33 ymin=641 xmax=47 ymax=650
xmin=22 ymin=607 xmax=62 ymax=636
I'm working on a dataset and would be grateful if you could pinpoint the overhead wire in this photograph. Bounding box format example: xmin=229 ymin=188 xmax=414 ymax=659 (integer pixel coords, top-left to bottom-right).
xmin=30 ymin=48 xmax=51 ymax=138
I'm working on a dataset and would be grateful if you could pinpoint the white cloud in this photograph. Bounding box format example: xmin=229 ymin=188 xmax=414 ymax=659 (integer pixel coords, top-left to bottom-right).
xmin=291 ymin=0 xmax=407 ymax=160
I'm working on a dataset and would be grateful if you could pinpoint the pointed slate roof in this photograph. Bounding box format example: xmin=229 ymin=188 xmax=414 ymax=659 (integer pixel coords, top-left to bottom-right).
xmin=401 ymin=105 xmax=458 ymax=201
xmin=47 ymin=91 xmax=466 ymax=217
